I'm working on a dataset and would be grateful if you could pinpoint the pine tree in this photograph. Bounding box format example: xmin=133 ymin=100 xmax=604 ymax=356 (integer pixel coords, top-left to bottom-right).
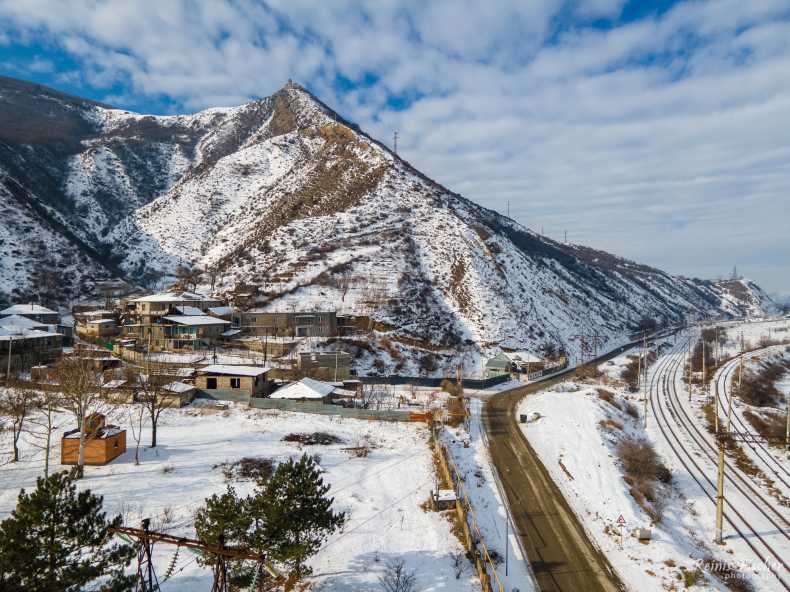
xmin=194 ymin=486 xmax=253 ymax=586
xmin=0 ymin=471 xmax=135 ymax=592
xmin=249 ymin=454 xmax=346 ymax=578
xmin=194 ymin=454 xmax=346 ymax=585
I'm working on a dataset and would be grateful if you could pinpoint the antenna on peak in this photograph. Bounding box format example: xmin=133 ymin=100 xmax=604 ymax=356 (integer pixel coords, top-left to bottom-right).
xmin=393 ymin=130 xmax=399 ymax=155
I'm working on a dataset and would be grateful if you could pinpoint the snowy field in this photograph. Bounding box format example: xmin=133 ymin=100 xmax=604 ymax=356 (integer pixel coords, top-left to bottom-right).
xmin=716 ymin=318 xmax=790 ymax=358
xmin=517 ymin=344 xmax=788 ymax=592
xmin=0 ymin=401 xmax=477 ymax=591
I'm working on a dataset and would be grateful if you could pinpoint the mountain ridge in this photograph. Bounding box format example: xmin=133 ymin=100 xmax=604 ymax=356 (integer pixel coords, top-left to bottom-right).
xmin=0 ymin=76 xmax=774 ymax=364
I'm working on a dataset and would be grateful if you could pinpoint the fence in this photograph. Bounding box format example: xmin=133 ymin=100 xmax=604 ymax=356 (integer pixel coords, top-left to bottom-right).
xmin=433 ymin=437 xmax=504 ymax=592
xmin=527 ymin=357 xmax=569 ymax=381
xmin=247 ymin=398 xmax=414 ymax=421
xmin=359 ymin=373 xmax=510 ymax=389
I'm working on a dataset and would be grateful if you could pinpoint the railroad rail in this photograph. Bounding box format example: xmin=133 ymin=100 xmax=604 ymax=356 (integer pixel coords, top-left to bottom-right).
xmin=647 ymin=335 xmax=789 ymax=590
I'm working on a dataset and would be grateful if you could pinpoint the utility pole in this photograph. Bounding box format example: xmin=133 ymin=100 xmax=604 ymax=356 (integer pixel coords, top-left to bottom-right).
xmin=687 ymin=336 xmax=692 ymax=402
xmin=564 ymin=229 xmax=568 ymax=244
xmin=715 ymin=434 xmax=725 ymax=545
xmin=393 ymin=131 xmax=399 ymax=155
xmin=5 ymin=335 xmax=12 ymax=385
xmin=702 ymin=336 xmax=706 ymax=399
xmin=507 ymin=200 xmax=510 ymax=218
xmin=642 ymin=334 xmax=649 ymax=427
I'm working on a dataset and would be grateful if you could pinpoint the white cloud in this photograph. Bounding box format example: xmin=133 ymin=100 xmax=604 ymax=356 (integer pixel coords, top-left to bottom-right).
xmin=0 ymin=0 xmax=789 ymax=292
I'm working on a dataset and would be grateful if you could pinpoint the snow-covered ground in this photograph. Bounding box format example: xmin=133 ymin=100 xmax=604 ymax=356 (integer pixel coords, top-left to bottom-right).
xmin=517 ymin=341 xmax=789 ymax=591
xmin=0 ymin=400 xmax=477 ymax=591
xmin=715 ymin=317 xmax=790 ymax=359
xmin=713 ymin=346 xmax=790 ymax=501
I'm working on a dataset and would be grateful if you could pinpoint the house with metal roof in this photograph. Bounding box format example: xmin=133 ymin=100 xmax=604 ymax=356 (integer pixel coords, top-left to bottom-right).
xmin=0 ymin=303 xmax=60 ymax=324
xmin=195 ymin=365 xmax=273 ymax=399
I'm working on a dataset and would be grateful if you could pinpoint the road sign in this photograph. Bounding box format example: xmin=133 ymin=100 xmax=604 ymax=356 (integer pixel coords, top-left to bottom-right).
xmin=616 ymin=514 xmax=626 ymax=525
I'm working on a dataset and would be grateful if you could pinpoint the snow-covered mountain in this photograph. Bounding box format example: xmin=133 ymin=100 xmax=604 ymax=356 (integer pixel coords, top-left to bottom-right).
xmin=0 ymin=75 xmax=774 ymax=359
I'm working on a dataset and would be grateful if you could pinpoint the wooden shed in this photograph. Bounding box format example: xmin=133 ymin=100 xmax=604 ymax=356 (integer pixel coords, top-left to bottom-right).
xmin=61 ymin=414 xmax=126 ymax=466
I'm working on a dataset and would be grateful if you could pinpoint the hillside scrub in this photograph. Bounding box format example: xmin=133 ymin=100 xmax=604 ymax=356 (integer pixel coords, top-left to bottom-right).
xmin=616 ymin=437 xmax=671 ymax=523
xmin=743 ymin=410 xmax=786 ymax=446
xmin=621 ymin=351 xmax=657 ymax=392
xmin=736 ymin=358 xmax=790 ymax=407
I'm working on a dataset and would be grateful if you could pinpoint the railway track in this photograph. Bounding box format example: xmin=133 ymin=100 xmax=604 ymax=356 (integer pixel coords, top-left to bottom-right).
xmin=713 ymin=352 xmax=790 ymax=488
xmin=648 ymin=335 xmax=790 ymax=590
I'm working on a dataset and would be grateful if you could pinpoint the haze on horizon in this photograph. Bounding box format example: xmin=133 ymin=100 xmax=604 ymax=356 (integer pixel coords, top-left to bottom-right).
xmin=1 ymin=0 xmax=788 ymax=295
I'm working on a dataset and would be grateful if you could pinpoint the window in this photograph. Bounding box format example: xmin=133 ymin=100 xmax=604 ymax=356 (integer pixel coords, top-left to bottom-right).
xmin=206 ymin=377 xmax=217 ymax=389
xmin=230 ymin=378 xmax=241 ymax=389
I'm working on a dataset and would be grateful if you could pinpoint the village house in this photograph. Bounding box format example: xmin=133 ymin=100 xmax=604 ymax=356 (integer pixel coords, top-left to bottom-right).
xmin=1 ymin=303 xmax=72 ymax=345
xmin=76 ymin=318 xmax=120 ymax=340
xmin=270 ymin=377 xmax=336 ymax=402
xmin=0 ymin=316 xmax=63 ymax=373
xmin=485 ymin=353 xmax=513 ymax=378
xmin=123 ymin=292 xmax=224 ymax=324
xmin=122 ymin=315 xmax=230 ymax=351
xmin=195 ymin=365 xmax=272 ymax=398
xmin=232 ymin=310 xmax=338 ymax=338
xmin=61 ymin=413 xmax=126 ymax=466
xmin=298 ymin=351 xmax=353 ymax=380
xmin=0 ymin=303 xmax=60 ymax=324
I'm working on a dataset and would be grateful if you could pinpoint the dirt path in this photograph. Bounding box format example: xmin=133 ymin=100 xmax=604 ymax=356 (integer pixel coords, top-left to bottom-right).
xmin=482 ymin=374 xmax=625 ymax=592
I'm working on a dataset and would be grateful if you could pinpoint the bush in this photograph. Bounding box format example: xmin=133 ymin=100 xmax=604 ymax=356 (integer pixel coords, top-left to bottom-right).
xmin=617 ymin=437 xmax=671 ymax=522
xmin=282 ymin=432 xmax=344 ymax=446
xmin=617 ymin=438 xmax=668 ymax=482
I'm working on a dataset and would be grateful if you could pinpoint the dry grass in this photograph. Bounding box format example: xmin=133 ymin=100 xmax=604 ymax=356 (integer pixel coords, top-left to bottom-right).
xmin=599 ymin=418 xmax=623 ymax=431
xmin=596 ymin=388 xmax=621 ymax=410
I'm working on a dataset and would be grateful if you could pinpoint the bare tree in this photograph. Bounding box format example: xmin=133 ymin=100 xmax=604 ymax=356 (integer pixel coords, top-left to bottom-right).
xmin=379 ymin=559 xmax=416 ymax=592
xmin=175 ymin=265 xmax=203 ymax=293
xmin=53 ymin=355 xmax=104 ymax=477
xmin=0 ymin=386 xmax=37 ymax=462
xmin=127 ymin=405 xmax=145 ymax=465
xmin=26 ymin=390 xmax=62 ymax=477
xmin=131 ymin=366 xmax=174 ymax=448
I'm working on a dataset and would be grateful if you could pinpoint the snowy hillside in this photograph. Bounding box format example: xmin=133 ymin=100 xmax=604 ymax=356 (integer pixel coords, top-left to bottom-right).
xmin=0 ymin=76 xmax=774 ymax=356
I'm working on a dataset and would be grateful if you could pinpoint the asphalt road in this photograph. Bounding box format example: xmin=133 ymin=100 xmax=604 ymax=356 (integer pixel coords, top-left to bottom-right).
xmin=482 ymin=372 xmax=626 ymax=592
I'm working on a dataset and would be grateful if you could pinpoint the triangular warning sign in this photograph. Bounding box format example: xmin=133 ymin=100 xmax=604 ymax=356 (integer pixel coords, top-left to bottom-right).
xmin=616 ymin=514 xmax=626 ymax=525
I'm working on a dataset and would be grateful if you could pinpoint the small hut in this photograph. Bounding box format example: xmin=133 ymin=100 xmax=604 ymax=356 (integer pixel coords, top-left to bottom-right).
xmin=61 ymin=413 xmax=126 ymax=466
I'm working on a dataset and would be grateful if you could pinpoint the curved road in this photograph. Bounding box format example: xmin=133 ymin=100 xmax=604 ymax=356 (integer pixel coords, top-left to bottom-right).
xmin=482 ymin=376 xmax=625 ymax=592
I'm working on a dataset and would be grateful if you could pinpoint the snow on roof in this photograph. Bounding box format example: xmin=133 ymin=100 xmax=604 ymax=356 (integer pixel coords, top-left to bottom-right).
xmin=100 ymin=379 xmax=127 ymax=389
xmin=83 ymin=309 xmax=114 ymax=317
xmin=199 ymin=364 xmax=271 ymax=377
xmin=0 ymin=314 xmax=47 ymax=329
xmin=175 ymin=305 xmax=204 ymax=316
xmin=270 ymin=377 xmax=336 ymax=399
xmin=164 ymin=381 xmax=195 ymax=394
xmin=131 ymin=291 xmax=212 ymax=303
xmin=504 ymin=351 xmax=542 ymax=363
xmin=208 ymin=306 xmax=234 ymax=316
xmin=0 ymin=327 xmax=60 ymax=340
xmin=222 ymin=329 xmax=242 ymax=337
xmin=163 ymin=315 xmax=230 ymax=326
xmin=89 ymin=319 xmax=117 ymax=325
xmin=0 ymin=303 xmax=58 ymax=315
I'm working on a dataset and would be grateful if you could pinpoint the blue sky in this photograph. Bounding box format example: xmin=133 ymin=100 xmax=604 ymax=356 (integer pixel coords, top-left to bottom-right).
xmin=1 ymin=0 xmax=789 ymax=296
